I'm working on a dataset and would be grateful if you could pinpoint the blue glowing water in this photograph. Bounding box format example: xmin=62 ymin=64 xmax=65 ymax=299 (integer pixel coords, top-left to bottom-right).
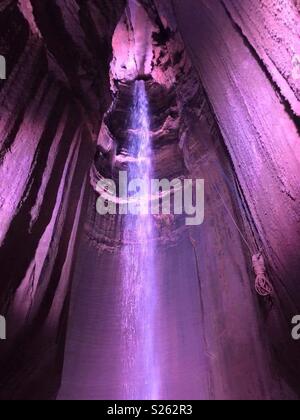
xmin=121 ymin=80 xmax=160 ymax=400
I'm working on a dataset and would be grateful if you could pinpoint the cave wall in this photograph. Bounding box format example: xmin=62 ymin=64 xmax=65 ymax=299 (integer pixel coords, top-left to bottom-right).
xmin=0 ymin=0 xmax=125 ymax=400
xmin=173 ymin=0 xmax=300 ymax=394
xmin=223 ymin=0 xmax=300 ymax=115
xmin=59 ymin=0 xmax=297 ymax=400
xmin=0 ymin=0 xmax=299 ymax=400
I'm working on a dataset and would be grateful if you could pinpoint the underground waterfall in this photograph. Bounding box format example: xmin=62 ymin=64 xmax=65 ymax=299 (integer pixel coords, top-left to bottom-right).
xmin=121 ymin=80 xmax=159 ymax=399
xmin=1 ymin=0 xmax=300 ymax=402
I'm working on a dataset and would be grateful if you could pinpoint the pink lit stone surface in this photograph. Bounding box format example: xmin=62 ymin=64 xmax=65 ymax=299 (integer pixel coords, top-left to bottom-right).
xmin=173 ymin=0 xmax=300 ymax=393
xmin=0 ymin=0 xmax=300 ymax=400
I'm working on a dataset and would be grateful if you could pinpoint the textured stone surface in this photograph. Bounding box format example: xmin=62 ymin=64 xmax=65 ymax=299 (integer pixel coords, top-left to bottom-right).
xmin=223 ymin=0 xmax=300 ymax=116
xmin=1 ymin=0 xmax=300 ymax=400
xmin=59 ymin=0 xmax=297 ymax=400
xmin=173 ymin=0 xmax=300 ymax=396
xmin=0 ymin=0 xmax=125 ymax=400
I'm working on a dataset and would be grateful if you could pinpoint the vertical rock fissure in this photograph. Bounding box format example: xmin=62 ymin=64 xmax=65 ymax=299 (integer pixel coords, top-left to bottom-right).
xmin=220 ymin=0 xmax=300 ymax=132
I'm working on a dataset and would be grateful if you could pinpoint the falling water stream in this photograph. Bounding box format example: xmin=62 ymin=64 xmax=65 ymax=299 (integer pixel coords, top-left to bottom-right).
xmin=121 ymin=80 xmax=160 ymax=400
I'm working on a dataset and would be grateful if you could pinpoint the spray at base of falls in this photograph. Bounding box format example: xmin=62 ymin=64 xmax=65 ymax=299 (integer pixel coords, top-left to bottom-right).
xmin=121 ymin=80 xmax=160 ymax=400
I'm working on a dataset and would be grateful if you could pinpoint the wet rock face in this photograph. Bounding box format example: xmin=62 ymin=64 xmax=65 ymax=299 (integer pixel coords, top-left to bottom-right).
xmin=88 ymin=80 xmax=187 ymax=252
xmin=223 ymin=0 xmax=300 ymax=115
xmin=0 ymin=0 xmax=125 ymax=400
xmin=173 ymin=0 xmax=300 ymax=396
xmin=85 ymin=0 xmax=196 ymax=250
xmin=101 ymin=81 xmax=183 ymax=177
